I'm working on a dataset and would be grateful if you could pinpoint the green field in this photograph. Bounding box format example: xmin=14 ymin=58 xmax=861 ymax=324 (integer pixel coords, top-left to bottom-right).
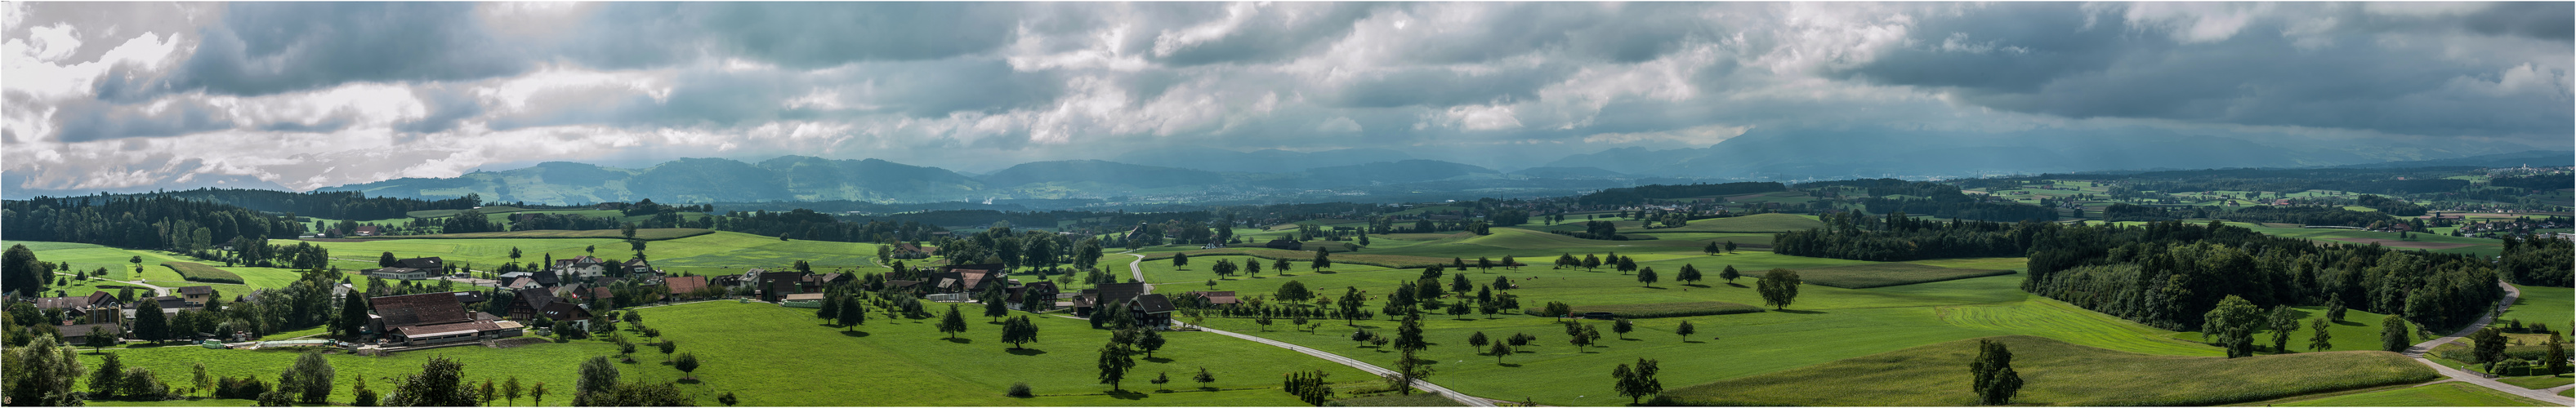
xmin=78 ymin=340 xmax=622 ymax=406
xmin=289 ymin=231 xmax=886 ymax=275
xmin=2499 ymin=284 xmax=2573 ymax=329
xmin=160 ymin=261 xmax=243 ymax=284
xmin=406 ymin=206 xmax=538 ymax=218
xmin=2498 ymin=374 xmax=2574 ymax=390
xmin=1657 ymin=335 xmax=2437 ymax=406
xmin=5 ymin=241 xmax=382 ymax=296
xmin=1793 ymin=263 xmax=2015 ymax=289
xmin=354 ymin=228 xmax=713 ymax=241
xmin=1649 ymin=213 xmax=1826 ymax=233
xmin=2275 ymin=382 xmax=2554 ymax=406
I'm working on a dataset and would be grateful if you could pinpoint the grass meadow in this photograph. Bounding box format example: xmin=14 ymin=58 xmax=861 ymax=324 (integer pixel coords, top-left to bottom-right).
xmin=2499 ymin=284 xmax=2573 ymax=329
xmin=1657 ymin=335 xmax=2438 ymax=406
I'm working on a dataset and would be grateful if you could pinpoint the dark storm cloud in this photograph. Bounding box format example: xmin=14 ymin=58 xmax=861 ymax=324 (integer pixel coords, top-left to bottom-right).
xmin=1843 ymin=3 xmax=2573 ymax=137
xmin=2457 ymin=2 xmax=2574 ymax=42
xmin=140 ymin=2 xmax=530 ymax=98
xmin=1331 ymin=65 xmax=1576 ymax=109
xmin=52 ymin=99 xmax=233 ymax=142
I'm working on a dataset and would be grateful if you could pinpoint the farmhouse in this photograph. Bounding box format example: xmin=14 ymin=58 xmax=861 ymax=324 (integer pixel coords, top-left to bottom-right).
xmin=25 ymin=292 xmax=118 ymax=324
xmin=365 ymin=267 xmax=434 ymax=280
xmin=1007 ymin=282 xmax=1061 ymax=311
xmin=552 ymin=255 xmax=608 ymax=278
xmin=1184 ymin=290 xmax=1239 ymax=307
xmin=369 ymin=291 xmax=515 ymax=346
xmin=176 ymin=286 xmax=216 ymax=306
xmin=351 ymin=225 xmax=381 ymax=237
xmin=1070 ymin=282 xmax=1150 ymax=316
xmin=508 ymin=287 xmax=559 ymax=319
xmin=665 ymin=276 xmax=710 ymax=299
xmin=1127 ymin=294 xmax=1176 ymax=330
xmin=890 ymin=242 xmax=931 ymax=259
xmin=56 ymin=323 xmax=123 ymax=345
xmin=622 ymin=258 xmax=657 ymax=277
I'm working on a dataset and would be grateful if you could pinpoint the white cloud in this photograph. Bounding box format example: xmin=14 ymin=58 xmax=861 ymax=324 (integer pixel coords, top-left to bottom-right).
xmin=1581 ymin=123 xmax=1752 ymax=145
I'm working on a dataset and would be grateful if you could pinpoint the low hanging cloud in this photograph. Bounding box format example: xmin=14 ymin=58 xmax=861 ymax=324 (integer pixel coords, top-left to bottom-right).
xmin=3 ymin=2 xmax=2568 ymax=193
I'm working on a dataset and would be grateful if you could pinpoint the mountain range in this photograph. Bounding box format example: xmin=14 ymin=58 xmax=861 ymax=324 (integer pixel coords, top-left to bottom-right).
xmin=23 ymin=127 xmax=2540 ymax=205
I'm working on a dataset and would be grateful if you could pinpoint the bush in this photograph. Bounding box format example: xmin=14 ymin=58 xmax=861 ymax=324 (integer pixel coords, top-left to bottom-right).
xmin=1007 ymin=382 xmax=1034 ymax=398
xmin=162 ymin=262 xmax=244 ymax=284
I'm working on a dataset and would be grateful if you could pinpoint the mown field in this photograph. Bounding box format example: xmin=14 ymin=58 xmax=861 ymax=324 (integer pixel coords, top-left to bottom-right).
xmin=288 ymin=231 xmax=886 ymax=275
xmin=2273 ymin=382 xmax=2554 ymax=406
xmin=1794 ymin=263 xmax=2014 ymax=289
xmin=4 ymin=241 xmax=375 ymax=297
xmin=2499 ymin=284 xmax=2573 ymax=329
xmin=1656 ymin=335 xmax=2438 ymax=406
xmin=348 ymin=228 xmax=713 ymax=241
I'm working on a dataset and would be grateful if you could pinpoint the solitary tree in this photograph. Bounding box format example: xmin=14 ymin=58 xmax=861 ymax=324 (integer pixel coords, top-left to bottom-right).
xmin=1676 ymin=321 xmax=1697 ymax=341
xmin=578 ymin=356 xmax=619 ymax=396
xmin=1172 ymin=253 xmax=1190 ymax=269
xmin=1193 ymin=367 xmax=1216 ymax=390
xmin=2381 ymin=314 xmax=2413 ymax=353
xmin=1002 ymin=315 xmax=1041 ymax=349
xmin=1311 ymin=249 xmax=1332 ymax=272
xmin=1489 ymin=340 xmax=1514 ymax=364
xmin=2266 ymin=305 xmax=2298 ymax=353
xmin=1611 ymin=358 xmax=1663 ymax=405
xmin=2306 ymin=318 xmax=2334 ymax=352
xmin=1676 ymin=264 xmax=1702 ymax=285
xmin=984 ymin=297 xmax=1011 ymax=322
xmin=2201 ymin=295 xmax=2261 ymax=358
xmin=673 ymin=353 xmax=701 ymax=380
xmin=2471 ymin=327 xmax=2509 ymax=373
xmin=1097 ymin=340 xmax=1136 ymax=392
xmin=1637 ymin=267 xmax=1659 ymax=287
xmin=1756 ymin=268 xmax=1801 ymax=310
xmin=1612 ymin=318 xmax=1635 ymax=339
xmin=940 ymin=304 xmax=970 ymax=340
xmin=1970 ymin=339 xmax=2021 ymax=405
xmin=1211 ymin=259 xmax=1236 ymax=278
xmin=1719 ymin=265 xmax=1742 ymax=284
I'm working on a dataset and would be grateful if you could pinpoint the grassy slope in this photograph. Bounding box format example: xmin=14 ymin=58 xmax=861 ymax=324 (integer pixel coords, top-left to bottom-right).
xmin=1658 ymin=335 xmax=2437 ymax=406
xmin=2275 ymin=382 xmax=2555 ymax=407
xmin=1645 ymin=213 xmax=1826 ymax=233
xmin=2499 ymin=284 xmax=2573 ymax=329
xmin=78 ymin=341 xmax=621 ymax=406
xmin=363 ymin=228 xmax=712 ymax=241
xmin=5 ymin=241 xmax=373 ymax=296
xmin=1793 ymin=263 xmax=2014 ymax=289
xmin=288 ymin=231 xmax=885 ymax=274
xmin=636 ymin=301 xmax=1372 ymax=406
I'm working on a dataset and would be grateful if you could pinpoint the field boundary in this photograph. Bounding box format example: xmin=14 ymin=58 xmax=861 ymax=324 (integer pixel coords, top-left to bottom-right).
xmin=310 ymin=228 xmax=715 ymax=241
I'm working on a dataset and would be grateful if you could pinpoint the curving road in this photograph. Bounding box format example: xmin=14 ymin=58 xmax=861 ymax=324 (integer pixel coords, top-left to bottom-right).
xmin=2398 ymin=282 xmax=2573 ymax=405
xmin=1122 ymin=250 xmax=1499 ymax=406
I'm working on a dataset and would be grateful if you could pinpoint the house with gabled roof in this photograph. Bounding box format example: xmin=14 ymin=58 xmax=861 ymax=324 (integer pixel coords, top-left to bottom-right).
xmin=509 ymin=287 xmax=559 ymax=320
xmin=553 ymin=255 xmax=607 ymax=279
xmin=176 ymin=286 xmax=217 ymax=306
xmin=665 ymin=276 xmax=711 ymax=299
xmin=369 ymin=291 xmax=511 ymax=346
xmin=1128 ymin=294 xmax=1176 ymax=330
xmin=1071 ymin=282 xmax=1149 ymax=316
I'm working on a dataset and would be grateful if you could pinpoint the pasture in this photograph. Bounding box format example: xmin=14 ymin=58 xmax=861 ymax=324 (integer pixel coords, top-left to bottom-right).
xmin=2499 ymin=284 xmax=2573 ymax=329
xmin=2273 ymin=382 xmax=2553 ymax=406
xmin=1655 ymin=335 xmax=2437 ymax=406
xmin=1792 ymin=263 xmax=2014 ymax=289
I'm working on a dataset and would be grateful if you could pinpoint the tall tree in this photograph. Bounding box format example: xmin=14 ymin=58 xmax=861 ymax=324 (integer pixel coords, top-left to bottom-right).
xmin=386 ymin=357 xmax=475 ymax=406
xmin=2266 ymin=305 xmax=2298 ymax=353
xmin=1676 ymin=321 xmax=1698 ymax=340
xmin=1096 ymin=340 xmax=1136 ymax=392
xmin=1311 ymin=249 xmax=1332 ymax=272
xmin=1002 ymin=315 xmax=1040 ymax=349
xmin=3 ymin=244 xmax=47 ymax=296
xmin=984 ymin=296 xmax=1011 ymax=323
xmin=1970 ymin=339 xmax=2021 ymax=405
xmin=1611 ymin=358 xmax=1663 ymax=405
xmin=2201 ymin=295 xmax=2261 ymax=358
xmin=1612 ymin=318 xmax=1635 ymax=339
xmin=1676 ymin=264 xmax=1702 ymax=285
xmin=1756 ymin=268 xmax=1801 ymax=310
xmin=673 ymin=353 xmax=701 ymax=380
xmin=132 ymin=299 xmax=169 ymax=344
xmin=2306 ymin=318 xmax=2334 ymax=352
xmin=2380 ymin=314 xmax=2413 ymax=353
xmin=1637 ymin=267 xmax=1659 ymax=287
xmin=1719 ymin=265 xmax=1742 ymax=284
xmin=940 ymin=304 xmax=970 ymax=340
xmin=2471 ymin=327 xmax=2509 ymax=373
xmin=577 ymin=356 xmax=619 ymax=397
xmin=338 ymin=292 xmax=372 ymax=340
xmin=292 ymin=351 xmax=337 ymax=403
xmin=1393 ymin=313 xmax=1428 ymax=353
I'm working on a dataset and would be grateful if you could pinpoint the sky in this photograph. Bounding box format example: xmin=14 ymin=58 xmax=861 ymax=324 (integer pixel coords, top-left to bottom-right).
xmin=4 ymin=2 xmax=2570 ymax=193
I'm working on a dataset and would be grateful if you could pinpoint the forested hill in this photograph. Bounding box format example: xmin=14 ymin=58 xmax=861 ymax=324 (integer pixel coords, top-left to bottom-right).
xmin=2 ymin=194 xmax=309 ymax=251
xmin=20 ymin=188 xmax=482 ymax=220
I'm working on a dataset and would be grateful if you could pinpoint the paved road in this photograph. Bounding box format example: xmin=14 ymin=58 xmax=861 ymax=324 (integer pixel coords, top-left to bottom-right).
xmin=1119 ymin=251 xmax=1504 ymax=406
xmin=55 ymin=271 xmax=170 ymax=297
xmin=2399 ymin=282 xmax=2574 ymax=405
xmin=1185 ymin=323 xmax=1499 ymax=406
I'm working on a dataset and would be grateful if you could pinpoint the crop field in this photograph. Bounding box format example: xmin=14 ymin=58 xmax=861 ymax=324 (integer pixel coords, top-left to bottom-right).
xmin=159 ymin=261 xmax=243 ymax=284
xmin=1656 ymin=335 xmax=2438 ymax=406
xmin=2275 ymin=382 xmax=2553 ymax=406
xmin=1136 ymin=248 xmax=1450 ymax=269
xmin=1792 ymin=263 xmax=2014 ymax=289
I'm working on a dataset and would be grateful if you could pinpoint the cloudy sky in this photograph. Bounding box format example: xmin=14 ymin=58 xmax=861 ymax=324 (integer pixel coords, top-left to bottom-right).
xmin=5 ymin=2 xmax=2569 ymax=193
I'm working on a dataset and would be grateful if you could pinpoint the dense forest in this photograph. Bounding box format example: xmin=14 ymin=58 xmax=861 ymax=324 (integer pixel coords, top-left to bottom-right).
xmin=2 ymin=194 xmax=306 ymax=251
xmin=52 ymin=188 xmax=482 ymax=220
xmin=1778 ymin=216 xmax=2502 ymax=331
xmin=2101 ymin=203 xmax=2397 ymax=227
xmin=2498 ymin=236 xmax=2574 ymax=287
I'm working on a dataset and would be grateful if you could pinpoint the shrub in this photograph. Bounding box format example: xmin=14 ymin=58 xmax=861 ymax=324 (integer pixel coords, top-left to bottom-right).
xmin=215 ymin=375 xmax=271 ymax=400
xmin=1007 ymin=382 xmax=1034 ymax=398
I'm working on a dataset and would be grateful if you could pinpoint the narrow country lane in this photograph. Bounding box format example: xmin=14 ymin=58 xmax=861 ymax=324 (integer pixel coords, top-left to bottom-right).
xmin=1119 ymin=250 xmax=1500 ymax=406
xmin=2400 ymin=282 xmax=2573 ymax=405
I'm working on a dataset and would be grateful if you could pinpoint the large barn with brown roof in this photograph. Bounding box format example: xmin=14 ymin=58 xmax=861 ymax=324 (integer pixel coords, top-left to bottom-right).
xmin=371 ymin=291 xmax=515 ymax=346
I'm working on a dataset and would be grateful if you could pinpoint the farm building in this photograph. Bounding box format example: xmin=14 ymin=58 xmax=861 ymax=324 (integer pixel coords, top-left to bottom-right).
xmin=369 ymin=291 xmax=515 ymax=346
xmin=364 ymin=267 xmax=434 ymax=280
xmin=1127 ymin=294 xmax=1176 ymax=330
xmin=552 ymin=255 xmax=608 ymax=278
xmin=56 ymin=323 xmax=123 ymax=345
xmin=1070 ymin=282 xmax=1150 ymax=316
xmin=175 ymin=286 xmax=216 ymax=306
xmin=665 ymin=276 xmax=711 ymax=299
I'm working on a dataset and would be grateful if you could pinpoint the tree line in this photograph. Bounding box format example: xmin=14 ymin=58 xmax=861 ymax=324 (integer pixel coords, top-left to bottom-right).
xmin=2 ymin=195 xmax=306 ymax=254
xmin=2101 ymin=203 xmax=2396 ymax=227
xmin=1576 ymin=182 xmax=1788 ymax=206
